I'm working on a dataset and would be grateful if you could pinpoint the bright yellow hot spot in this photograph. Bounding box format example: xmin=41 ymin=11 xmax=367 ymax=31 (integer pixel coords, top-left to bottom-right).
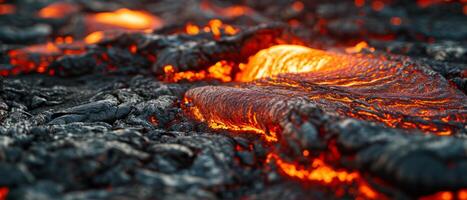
xmin=92 ymin=8 xmax=162 ymax=30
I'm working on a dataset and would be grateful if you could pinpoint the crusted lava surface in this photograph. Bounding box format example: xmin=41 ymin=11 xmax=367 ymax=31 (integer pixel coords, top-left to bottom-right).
xmin=1 ymin=0 xmax=467 ymax=200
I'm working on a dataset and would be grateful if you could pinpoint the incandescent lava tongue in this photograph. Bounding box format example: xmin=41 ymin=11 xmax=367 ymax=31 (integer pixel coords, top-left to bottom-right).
xmin=185 ymin=45 xmax=466 ymax=135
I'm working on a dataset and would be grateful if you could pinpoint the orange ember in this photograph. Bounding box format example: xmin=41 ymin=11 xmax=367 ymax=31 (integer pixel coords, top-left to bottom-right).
xmin=0 ymin=4 xmax=15 ymax=15
xmin=38 ymin=2 xmax=79 ymax=19
xmin=185 ymin=19 xmax=238 ymax=38
xmin=185 ymin=23 xmax=200 ymax=35
xmin=390 ymin=17 xmax=402 ymax=26
xmin=85 ymin=31 xmax=105 ymax=44
xmin=164 ymin=60 xmax=234 ymax=83
xmin=218 ymin=5 xmax=252 ymax=18
xmin=419 ymin=189 xmax=467 ymax=200
xmin=371 ymin=1 xmax=385 ymax=11
xmin=292 ymin=1 xmax=305 ymax=12
xmin=90 ymin=8 xmax=162 ymax=30
xmin=0 ymin=187 xmax=8 ymax=200
xmin=6 ymin=41 xmax=85 ymax=75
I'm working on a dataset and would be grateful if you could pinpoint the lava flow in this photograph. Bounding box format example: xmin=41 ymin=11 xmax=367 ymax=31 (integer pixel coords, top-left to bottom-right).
xmin=184 ymin=44 xmax=467 ymax=198
xmin=86 ymin=8 xmax=162 ymax=32
xmin=186 ymin=44 xmax=466 ymax=135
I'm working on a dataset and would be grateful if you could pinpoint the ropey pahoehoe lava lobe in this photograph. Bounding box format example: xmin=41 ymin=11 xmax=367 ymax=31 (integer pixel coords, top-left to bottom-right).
xmin=186 ymin=45 xmax=467 ymax=135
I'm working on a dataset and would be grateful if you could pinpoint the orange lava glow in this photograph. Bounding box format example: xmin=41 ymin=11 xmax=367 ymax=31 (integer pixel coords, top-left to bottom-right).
xmin=0 ymin=187 xmax=8 ymax=200
xmin=371 ymin=1 xmax=385 ymax=11
xmin=345 ymin=41 xmax=375 ymax=54
xmin=183 ymin=42 xmax=464 ymax=198
xmin=84 ymin=31 xmax=105 ymax=44
xmin=420 ymin=190 xmax=467 ymax=200
xmin=5 ymin=41 xmax=85 ymax=76
xmin=267 ymin=153 xmax=386 ymax=199
xmin=185 ymin=19 xmax=238 ymax=38
xmin=183 ymin=91 xmax=279 ymax=142
xmin=217 ymin=5 xmax=252 ymax=18
xmin=291 ymin=1 xmax=305 ymax=12
xmin=200 ymin=0 xmax=251 ymax=18
xmin=38 ymin=2 xmax=79 ymax=19
xmin=164 ymin=60 xmax=234 ymax=83
xmin=231 ymin=45 xmax=466 ymax=134
xmin=355 ymin=0 xmax=365 ymax=7
xmin=267 ymin=153 xmax=358 ymax=183
xmin=90 ymin=8 xmax=162 ymax=30
xmin=0 ymin=4 xmax=15 ymax=15
xmin=390 ymin=17 xmax=402 ymax=26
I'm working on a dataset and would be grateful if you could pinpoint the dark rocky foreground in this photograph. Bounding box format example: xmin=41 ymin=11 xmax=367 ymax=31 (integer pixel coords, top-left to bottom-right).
xmin=1 ymin=73 xmax=466 ymax=200
xmin=0 ymin=75 xmax=262 ymax=199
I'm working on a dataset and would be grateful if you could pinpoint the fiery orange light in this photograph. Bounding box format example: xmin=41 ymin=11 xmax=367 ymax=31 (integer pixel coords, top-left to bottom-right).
xmin=183 ymin=87 xmax=280 ymax=143
xmin=292 ymin=1 xmax=304 ymax=12
xmin=90 ymin=8 xmax=162 ymax=30
xmin=267 ymin=153 xmax=385 ymax=199
xmin=183 ymin=44 xmax=466 ymax=198
xmin=345 ymin=41 xmax=375 ymax=53
xmin=390 ymin=17 xmax=402 ymax=26
xmin=163 ymin=60 xmax=234 ymax=83
xmin=267 ymin=153 xmax=359 ymax=183
xmin=6 ymin=41 xmax=85 ymax=75
xmin=219 ymin=5 xmax=251 ymax=18
xmin=38 ymin=2 xmax=79 ymax=19
xmin=185 ymin=19 xmax=238 ymax=37
xmin=371 ymin=1 xmax=385 ymax=11
xmin=459 ymin=190 xmax=467 ymax=200
xmin=0 ymin=4 xmax=15 ymax=15
xmin=185 ymin=23 xmax=200 ymax=35
xmin=420 ymin=190 xmax=467 ymax=200
xmin=84 ymin=31 xmax=105 ymax=44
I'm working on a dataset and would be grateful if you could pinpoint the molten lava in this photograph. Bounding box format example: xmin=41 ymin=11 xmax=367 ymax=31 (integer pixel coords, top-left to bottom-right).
xmin=220 ymin=45 xmax=465 ymax=134
xmin=38 ymin=2 xmax=79 ymax=19
xmin=266 ymin=153 xmax=385 ymax=199
xmin=184 ymin=44 xmax=466 ymax=199
xmin=266 ymin=153 xmax=359 ymax=183
xmin=86 ymin=8 xmax=162 ymax=32
xmin=185 ymin=19 xmax=238 ymax=38
xmin=84 ymin=31 xmax=105 ymax=44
